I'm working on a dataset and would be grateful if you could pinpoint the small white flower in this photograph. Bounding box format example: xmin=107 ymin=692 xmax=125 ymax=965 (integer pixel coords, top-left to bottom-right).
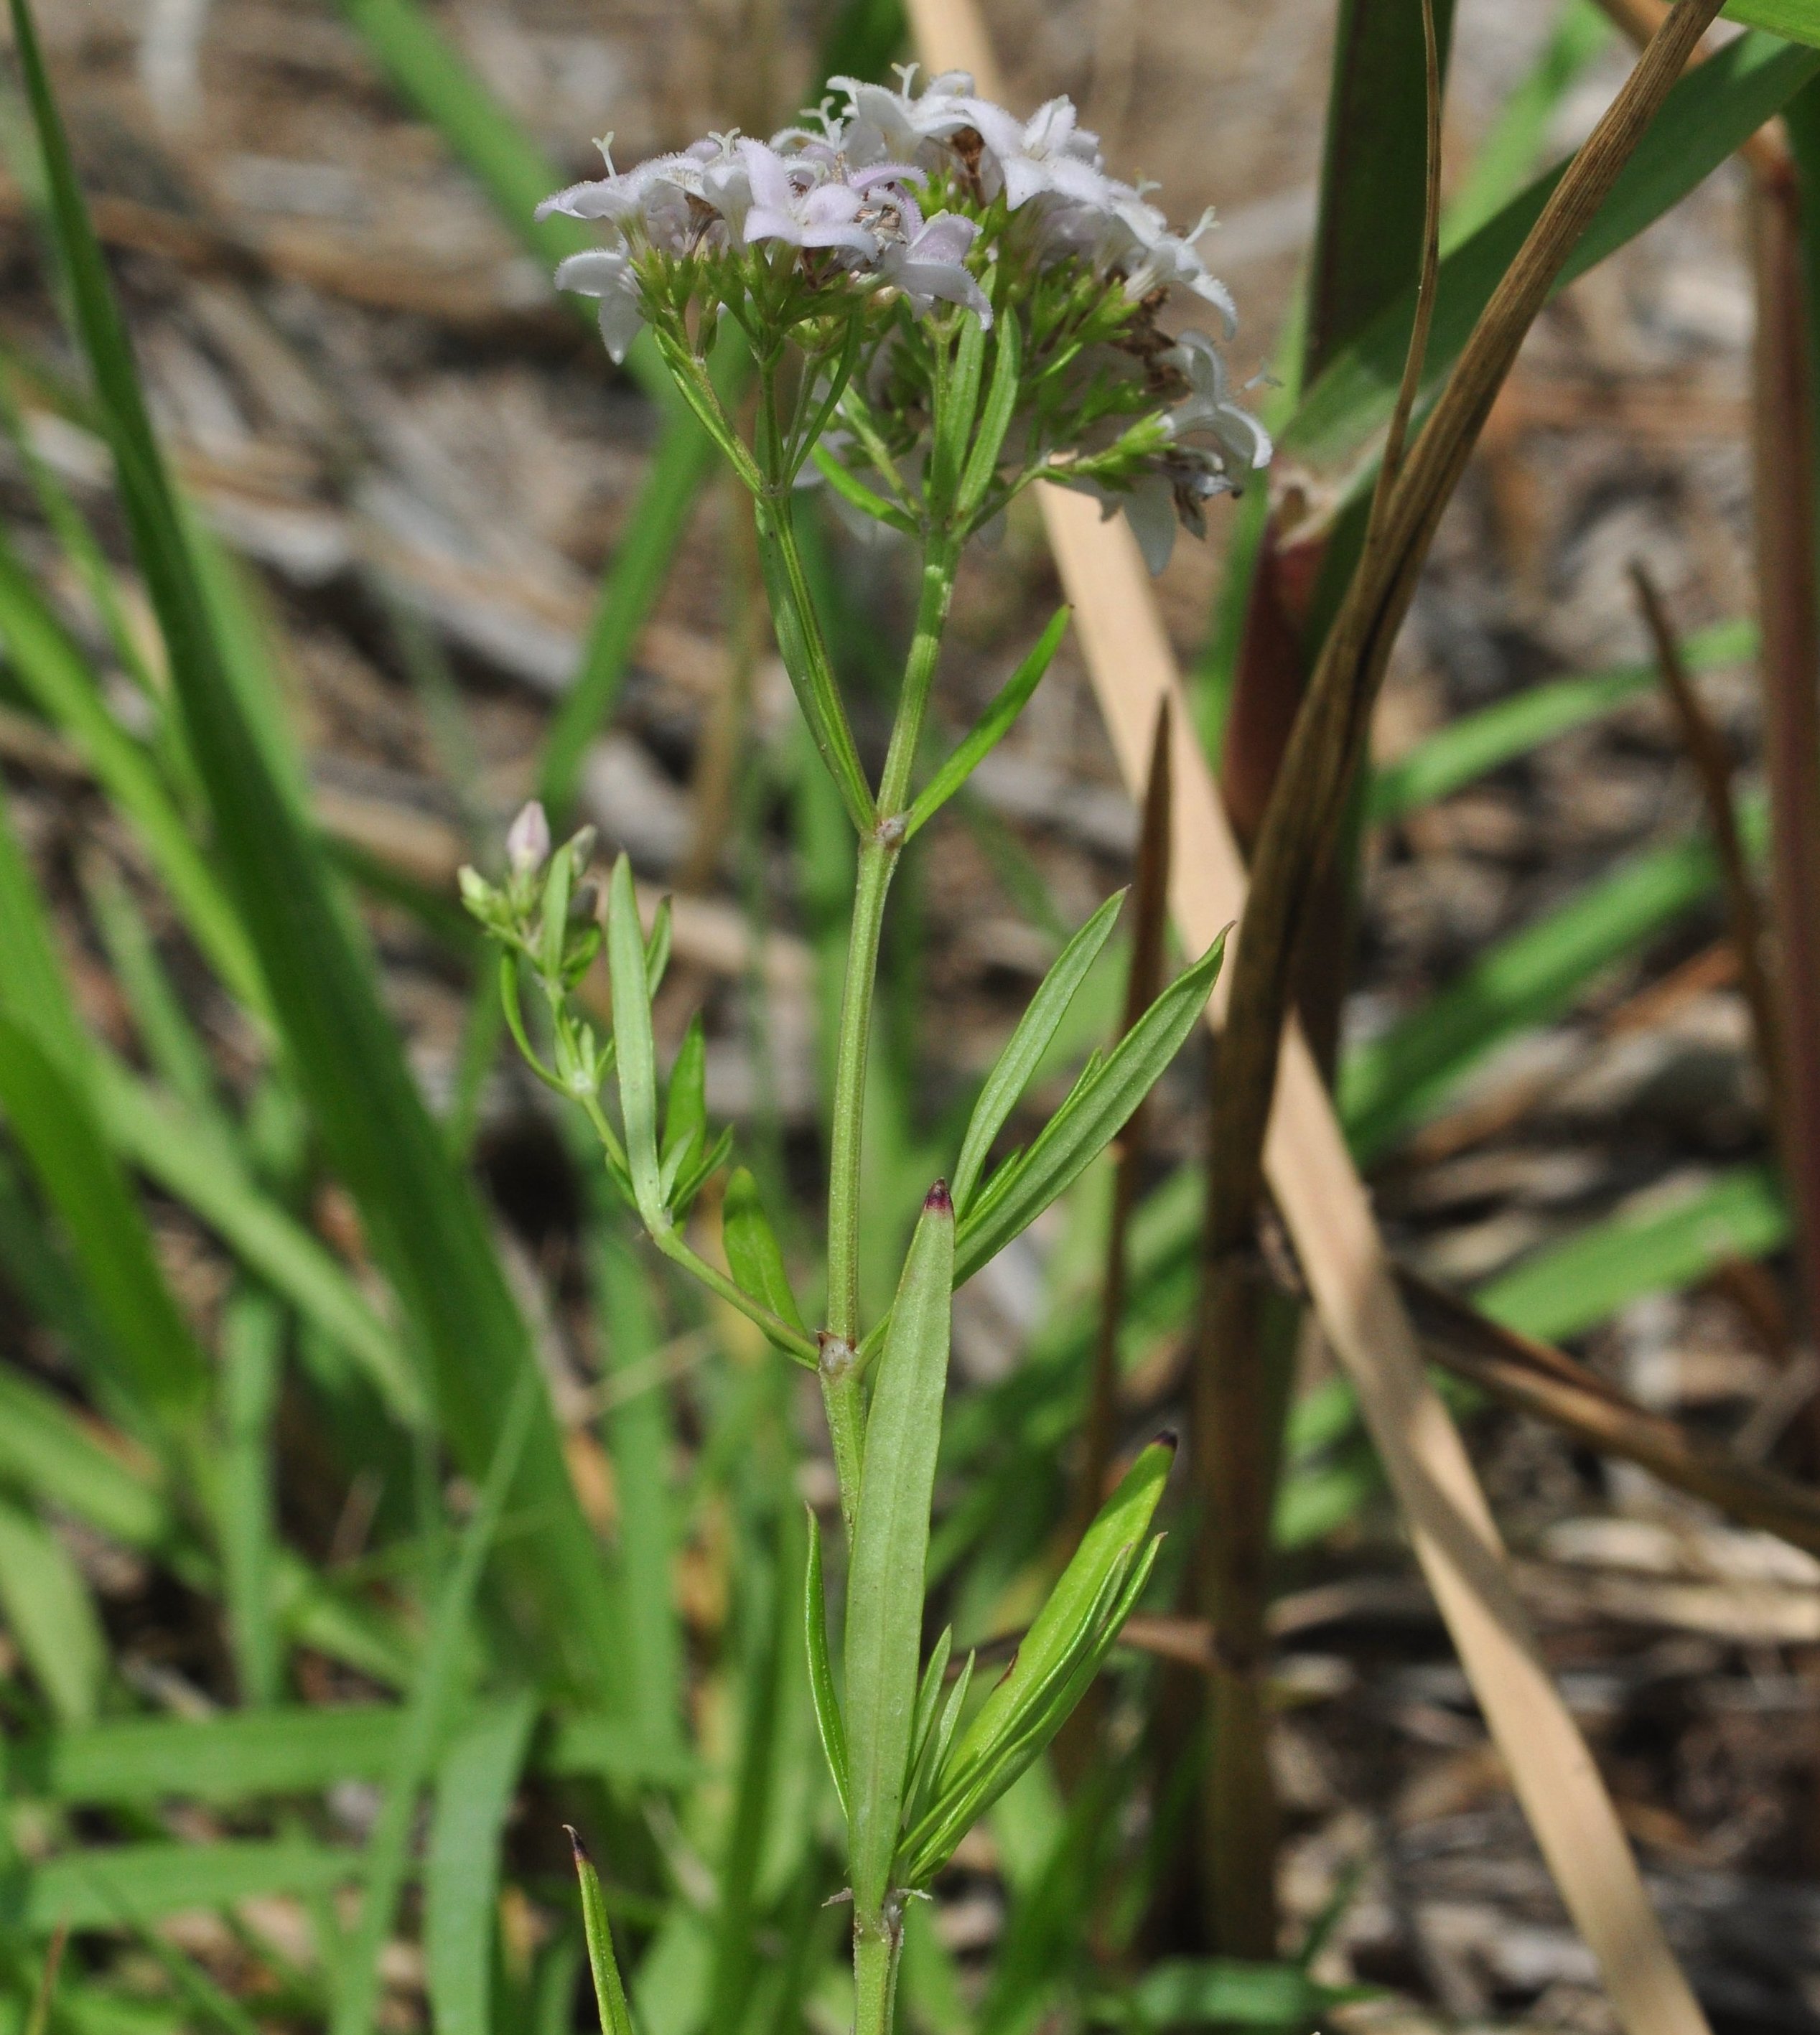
xmin=956 ymin=93 xmax=1110 ymax=209
xmin=1162 ymin=329 xmax=1273 ymax=471
xmin=552 ymin=245 xmax=646 ymax=362
xmin=829 ymin=65 xmax=981 ymax=170
xmin=741 ymin=139 xmax=881 ymax=258
xmin=879 ymin=210 xmax=991 ymax=323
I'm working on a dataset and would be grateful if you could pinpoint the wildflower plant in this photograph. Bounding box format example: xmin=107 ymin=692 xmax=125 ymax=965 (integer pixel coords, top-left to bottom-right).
xmin=462 ymin=65 xmax=1265 ymax=2035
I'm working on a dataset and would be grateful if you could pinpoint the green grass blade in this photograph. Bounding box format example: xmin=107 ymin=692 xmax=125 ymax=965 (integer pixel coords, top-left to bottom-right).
xmin=569 ymin=1830 xmax=638 ymax=2035
xmin=218 ymin=1290 xmax=284 ymax=1706
xmin=1478 ymin=1164 xmax=1789 ymax=1344
xmin=83 ymin=864 xmax=228 ymax=1131
xmin=425 ymin=1695 xmax=539 ymax=2035
xmin=592 ymin=1222 xmax=686 ymax=1764
xmin=1339 ymin=810 xmax=1760 ymax=1163
xmin=1725 ymin=0 xmax=1820 ymax=47
xmin=332 ymin=1368 xmax=538 ymax=2035
xmin=1286 ymin=31 xmax=1820 ymax=483
xmin=0 ymin=1495 xmax=106 ymax=1725
xmin=1116 ymin=1957 xmax=1368 ymax=2029
xmin=0 ymin=1365 xmax=172 ymax=1553
xmin=845 ymin=1184 xmax=956 ymax=1923
xmin=17 ymin=1698 xmax=680 ymax=1808
xmin=1442 ymin=0 xmax=1610 ymax=250
xmin=0 ymin=1014 xmax=209 ymax=1430
xmin=9 ymin=0 xmax=627 ymax=1700
xmin=92 ymin=1062 xmax=421 ymax=1427
xmin=17 ymin=1840 xmax=360 ymax=1935
xmin=1303 ymin=0 xmax=1457 ymax=381
xmin=1368 ymin=618 xmax=1757 ymax=823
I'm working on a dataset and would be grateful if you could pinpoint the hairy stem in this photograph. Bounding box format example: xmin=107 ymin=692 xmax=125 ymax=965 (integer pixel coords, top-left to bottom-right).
xmin=852 ymin=1914 xmax=902 ymax=2035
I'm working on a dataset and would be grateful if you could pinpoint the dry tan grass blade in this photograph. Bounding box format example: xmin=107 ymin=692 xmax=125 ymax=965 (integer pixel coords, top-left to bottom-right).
xmin=902 ymin=4 xmax=1712 ymax=2028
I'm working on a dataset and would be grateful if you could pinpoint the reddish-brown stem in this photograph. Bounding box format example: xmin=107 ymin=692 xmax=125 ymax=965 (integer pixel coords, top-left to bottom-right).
xmin=1750 ymin=158 xmax=1820 ymax=1360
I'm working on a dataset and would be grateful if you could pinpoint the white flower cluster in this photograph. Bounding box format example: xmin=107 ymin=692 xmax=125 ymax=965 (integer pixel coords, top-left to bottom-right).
xmin=538 ymin=121 xmax=988 ymax=362
xmin=539 ymin=67 xmax=1271 ymax=566
xmin=541 ymin=67 xmax=1234 ymax=356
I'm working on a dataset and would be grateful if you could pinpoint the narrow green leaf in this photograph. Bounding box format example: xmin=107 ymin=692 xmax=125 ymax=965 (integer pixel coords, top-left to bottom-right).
xmin=0 ymin=1495 xmax=106 ymax=1725
xmin=1725 ymin=0 xmax=1820 ymax=48
xmin=1368 ymin=617 xmax=1756 ymax=823
xmin=17 ymin=1840 xmax=360 ymax=1935
xmin=952 ymin=889 xmax=1124 ymax=1212
xmin=661 ymin=1014 xmax=709 ymax=1171
xmin=0 ymin=533 xmax=260 ymax=1009
xmin=569 ymin=1829 xmax=638 ymax=2035
xmin=1287 ymin=32 xmax=1820 ymax=483
xmin=930 ymin=312 xmax=987 ymax=510
xmin=17 ymin=1699 xmax=681 ymax=1808
xmin=425 ymin=1695 xmax=538 ymax=2035
xmin=0 ymin=1365 xmax=172 ymax=1554
xmin=0 ymin=1013 xmax=209 ymax=1430
xmin=1339 ymin=809 xmax=1759 ymax=1162
xmin=92 ymin=1062 xmax=421 ymax=1427
xmin=1442 ymin=0 xmax=1610 ymax=250
xmin=83 ymin=864 xmax=225 ymax=1131
xmin=957 ymin=312 xmax=1024 ymax=515
xmin=219 ymin=1290 xmax=284 ymax=1707
xmin=10 ymin=0 xmax=625 ymax=1703
xmin=333 ymin=1369 xmax=539 ymax=2035
xmin=1302 ymin=0 xmax=1458 ymax=380
xmin=1478 ymin=1164 xmax=1789 ymax=1345
xmin=845 ymin=1183 xmax=956 ymax=1922
xmin=592 ymin=1220 xmax=686 ymax=1766
xmin=905 ymin=607 xmax=1073 ymax=843
xmin=954 ymin=935 xmax=1225 ymax=1284
xmin=1112 ymin=1957 xmax=1368 ymax=2029
xmin=607 ymin=856 xmax=664 ymax=1225
xmin=804 ymin=1510 xmax=851 ymax=1823
xmin=945 ymin=1441 xmax=1173 ymax=1784
xmin=723 ymin=1169 xmax=810 ymax=1350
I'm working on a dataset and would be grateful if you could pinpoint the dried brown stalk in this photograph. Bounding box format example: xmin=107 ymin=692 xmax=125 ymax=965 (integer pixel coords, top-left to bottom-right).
xmin=1630 ymin=561 xmax=1785 ymax=1118
xmin=1747 ymin=152 xmax=1820 ymax=1366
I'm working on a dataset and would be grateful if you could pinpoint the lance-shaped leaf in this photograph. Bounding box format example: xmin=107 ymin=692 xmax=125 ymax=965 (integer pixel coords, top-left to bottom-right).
xmin=1287 ymin=29 xmax=1820 ymax=488
xmin=905 ymin=607 xmax=1072 ymax=843
xmin=954 ymin=936 xmax=1225 ymax=1282
xmin=947 ymin=1438 xmax=1172 ymax=1781
xmin=844 ymin=1182 xmax=956 ymax=1924
xmin=899 ymin=1538 xmax=1163 ymax=1889
xmin=895 ymin=1442 xmax=1175 ymax=1886
xmin=724 ymin=1168 xmax=811 ymax=1360
xmin=929 ymin=311 xmax=989 ymax=512
xmin=958 ymin=313 xmax=1024 ymax=516
xmin=803 ymin=1516 xmax=851 ymax=1823
xmin=568 ymin=1828 xmax=638 ymax=2035
xmin=606 ymin=856 xmax=664 ymax=1227
xmin=951 ymin=889 xmax=1125 ymax=1210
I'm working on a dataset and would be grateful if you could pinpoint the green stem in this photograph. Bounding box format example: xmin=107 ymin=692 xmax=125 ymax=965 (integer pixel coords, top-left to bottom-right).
xmin=824 ymin=535 xmax=961 ymax=1353
xmin=852 ymin=1913 xmax=902 ymax=2035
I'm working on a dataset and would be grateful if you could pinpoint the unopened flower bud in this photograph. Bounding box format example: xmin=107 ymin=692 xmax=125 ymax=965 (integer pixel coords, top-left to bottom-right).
xmin=567 ymin=825 xmax=598 ymax=873
xmin=506 ymin=800 xmax=551 ymax=878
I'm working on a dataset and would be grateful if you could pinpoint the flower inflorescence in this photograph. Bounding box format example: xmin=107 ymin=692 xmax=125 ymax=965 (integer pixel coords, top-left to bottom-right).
xmin=541 ymin=66 xmax=1269 ymax=566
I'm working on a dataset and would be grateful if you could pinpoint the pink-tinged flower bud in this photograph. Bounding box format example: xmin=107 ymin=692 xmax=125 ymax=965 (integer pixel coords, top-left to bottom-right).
xmin=506 ymin=800 xmax=551 ymax=877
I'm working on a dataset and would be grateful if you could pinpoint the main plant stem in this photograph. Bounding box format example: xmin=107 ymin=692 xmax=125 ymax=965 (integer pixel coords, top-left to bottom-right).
xmin=852 ymin=1914 xmax=902 ymax=2035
